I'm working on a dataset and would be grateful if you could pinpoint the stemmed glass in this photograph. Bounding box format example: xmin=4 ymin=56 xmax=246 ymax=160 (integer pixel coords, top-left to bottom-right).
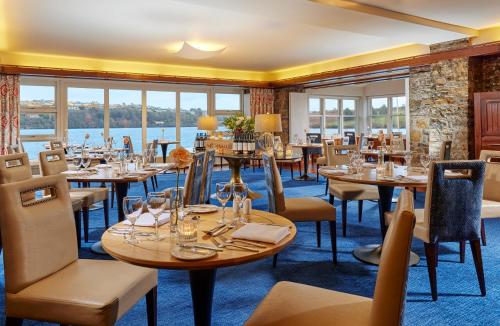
xmin=420 ymin=153 xmax=431 ymax=173
xmin=368 ymin=140 xmax=374 ymax=151
xmin=123 ymin=196 xmax=143 ymax=244
xmin=232 ymin=183 xmax=248 ymax=224
xmin=147 ymin=192 xmax=167 ymax=241
xmin=81 ymin=150 xmax=91 ymax=169
xmin=216 ymin=182 xmax=232 ymax=224
xmin=103 ymin=151 xmax=112 ymax=166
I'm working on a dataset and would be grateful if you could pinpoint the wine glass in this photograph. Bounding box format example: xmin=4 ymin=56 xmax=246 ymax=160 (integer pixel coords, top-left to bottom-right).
xmin=147 ymin=192 xmax=167 ymax=241
xmin=420 ymin=153 xmax=431 ymax=173
xmin=103 ymin=151 xmax=112 ymax=166
xmin=232 ymin=183 xmax=248 ymax=224
xmin=123 ymin=196 xmax=143 ymax=244
xmin=81 ymin=152 xmax=91 ymax=169
xmin=216 ymin=182 xmax=232 ymax=224
xmin=368 ymin=140 xmax=374 ymax=151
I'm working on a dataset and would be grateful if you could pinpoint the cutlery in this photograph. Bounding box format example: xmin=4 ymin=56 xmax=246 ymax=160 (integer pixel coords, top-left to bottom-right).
xmin=211 ymin=225 xmax=229 ymax=237
xmin=219 ymin=235 xmax=267 ymax=248
xmin=211 ymin=237 xmax=260 ymax=252
xmin=180 ymin=243 xmax=223 ymax=252
xmin=203 ymin=224 xmax=226 ymax=235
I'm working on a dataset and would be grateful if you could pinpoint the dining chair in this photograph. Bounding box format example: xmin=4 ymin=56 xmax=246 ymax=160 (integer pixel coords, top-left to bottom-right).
xmin=262 ymin=153 xmax=337 ymax=264
xmin=386 ymin=160 xmax=486 ymax=301
xmin=478 ymin=150 xmax=500 ymax=246
xmin=39 ymin=149 xmax=109 ymax=243
xmin=201 ymin=149 xmax=216 ymax=204
xmin=316 ymin=139 xmax=330 ymax=182
xmin=183 ymin=151 xmax=205 ymax=206
xmin=123 ymin=135 xmax=134 ymax=154
xmin=245 ymin=190 xmax=416 ymax=326
xmin=49 ymin=140 xmax=64 ymax=150
xmin=344 ymin=131 xmax=356 ymax=145
xmin=0 ymin=174 xmax=158 ymax=326
xmin=391 ymin=137 xmax=405 ymax=151
xmin=326 ymin=143 xmax=379 ymax=237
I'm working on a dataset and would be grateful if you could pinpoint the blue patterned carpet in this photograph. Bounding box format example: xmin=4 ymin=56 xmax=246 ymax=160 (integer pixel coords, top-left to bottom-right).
xmin=1 ymin=167 xmax=499 ymax=325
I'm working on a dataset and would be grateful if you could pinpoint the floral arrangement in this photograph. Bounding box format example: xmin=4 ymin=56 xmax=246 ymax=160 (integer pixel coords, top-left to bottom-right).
xmin=168 ymin=147 xmax=193 ymax=231
xmin=223 ymin=113 xmax=254 ymax=133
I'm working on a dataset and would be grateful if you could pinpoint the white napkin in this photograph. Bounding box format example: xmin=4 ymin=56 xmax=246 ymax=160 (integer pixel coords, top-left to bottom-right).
xmin=321 ymin=167 xmax=348 ymax=175
xmin=408 ymin=175 xmax=428 ymax=181
xmin=123 ymin=212 xmax=170 ymax=227
xmin=61 ymin=170 xmax=90 ymax=176
xmin=231 ymin=223 xmax=290 ymax=244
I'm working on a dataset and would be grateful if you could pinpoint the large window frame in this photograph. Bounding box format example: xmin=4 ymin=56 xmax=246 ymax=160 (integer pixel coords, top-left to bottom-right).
xmin=19 ymin=77 xmax=244 ymax=154
xmin=367 ymin=94 xmax=408 ymax=134
xmin=307 ymin=96 xmax=359 ymax=136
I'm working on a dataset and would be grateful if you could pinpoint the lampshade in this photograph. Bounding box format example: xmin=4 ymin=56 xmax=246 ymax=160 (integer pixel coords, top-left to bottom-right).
xmin=255 ymin=114 xmax=282 ymax=133
xmin=197 ymin=115 xmax=218 ymax=131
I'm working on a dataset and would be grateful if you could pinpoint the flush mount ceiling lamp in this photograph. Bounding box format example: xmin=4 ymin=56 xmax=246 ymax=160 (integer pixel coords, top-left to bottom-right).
xmin=172 ymin=41 xmax=226 ymax=60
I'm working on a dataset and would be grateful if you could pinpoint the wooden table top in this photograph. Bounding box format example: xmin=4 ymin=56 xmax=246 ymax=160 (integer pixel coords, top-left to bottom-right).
xmin=360 ymin=150 xmax=407 ymax=156
xmin=158 ymin=140 xmax=180 ymax=145
xmin=102 ymin=209 xmax=296 ymax=270
xmin=290 ymin=143 xmax=323 ymax=148
xmin=64 ymin=165 xmax=170 ymax=183
xmin=319 ymin=165 xmax=429 ymax=188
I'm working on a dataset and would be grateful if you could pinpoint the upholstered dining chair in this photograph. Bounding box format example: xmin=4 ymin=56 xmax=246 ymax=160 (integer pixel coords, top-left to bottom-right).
xmin=183 ymin=151 xmax=205 ymax=206
xmin=316 ymin=139 xmax=331 ymax=182
xmin=385 ymin=160 xmax=486 ymax=301
xmin=0 ymin=174 xmax=158 ymax=326
xmin=326 ymin=143 xmax=379 ymax=237
xmin=39 ymin=149 xmax=109 ymax=243
xmin=49 ymin=140 xmax=64 ymax=150
xmin=245 ymin=190 xmax=416 ymax=326
xmin=123 ymin=135 xmax=134 ymax=154
xmin=262 ymin=153 xmax=337 ymax=264
xmin=478 ymin=150 xmax=500 ymax=246
xmin=201 ymin=149 xmax=216 ymax=204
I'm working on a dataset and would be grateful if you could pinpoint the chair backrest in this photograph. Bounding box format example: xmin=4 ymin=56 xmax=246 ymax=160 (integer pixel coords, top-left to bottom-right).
xmin=0 ymin=174 xmax=78 ymax=293
xmin=262 ymin=154 xmax=286 ymax=214
xmin=480 ymin=150 xmax=500 ymax=202
xmin=200 ymin=149 xmax=216 ymax=204
xmin=371 ymin=190 xmax=415 ymax=326
xmin=7 ymin=139 xmax=25 ymax=154
xmin=144 ymin=140 xmax=159 ymax=163
xmin=39 ymin=149 xmax=69 ymax=176
xmin=306 ymin=133 xmax=321 ymax=144
xmin=424 ymin=160 xmax=485 ymax=243
xmin=391 ymin=138 xmax=405 ymax=151
xmin=326 ymin=143 xmax=357 ymax=166
xmin=344 ymin=131 xmax=356 ymax=145
xmin=438 ymin=140 xmax=452 ymax=160
xmin=123 ymin=136 xmax=134 ymax=154
xmin=183 ymin=152 xmax=205 ymax=206
xmin=49 ymin=140 xmax=64 ymax=150
xmin=0 ymin=153 xmax=32 ymax=184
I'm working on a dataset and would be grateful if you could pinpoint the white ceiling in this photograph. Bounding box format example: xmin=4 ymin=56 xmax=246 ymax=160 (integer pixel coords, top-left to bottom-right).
xmin=2 ymin=0 xmax=500 ymax=71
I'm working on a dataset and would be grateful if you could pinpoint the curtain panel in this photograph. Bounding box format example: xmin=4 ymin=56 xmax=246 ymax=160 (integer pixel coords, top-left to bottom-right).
xmin=0 ymin=74 xmax=20 ymax=155
xmin=250 ymin=88 xmax=274 ymax=117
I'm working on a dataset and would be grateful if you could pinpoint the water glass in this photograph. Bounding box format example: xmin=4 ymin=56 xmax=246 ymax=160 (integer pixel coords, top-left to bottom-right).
xmin=123 ymin=196 xmax=143 ymax=244
xmin=169 ymin=187 xmax=184 ymax=234
xmin=420 ymin=154 xmax=431 ymax=173
xmin=147 ymin=192 xmax=167 ymax=241
xmin=216 ymin=182 xmax=232 ymax=224
xmin=232 ymin=183 xmax=248 ymax=224
xmin=178 ymin=216 xmax=198 ymax=243
xmin=103 ymin=151 xmax=112 ymax=165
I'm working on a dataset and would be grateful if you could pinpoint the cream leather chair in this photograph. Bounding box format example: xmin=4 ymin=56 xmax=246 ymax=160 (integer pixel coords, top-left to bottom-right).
xmin=39 ymin=149 xmax=109 ymax=243
xmin=478 ymin=150 xmax=500 ymax=245
xmin=200 ymin=149 xmax=216 ymax=204
xmin=327 ymin=143 xmax=379 ymax=237
xmin=49 ymin=140 xmax=64 ymax=150
xmin=245 ymin=190 xmax=416 ymax=326
xmin=0 ymin=174 xmax=157 ymax=326
xmin=315 ymin=138 xmax=329 ymax=182
xmin=262 ymin=153 xmax=337 ymax=264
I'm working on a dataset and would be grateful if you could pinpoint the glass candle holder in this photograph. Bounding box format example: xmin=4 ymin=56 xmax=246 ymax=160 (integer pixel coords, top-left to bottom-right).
xmin=168 ymin=187 xmax=184 ymax=235
xmin=178 ymin=216 xmax=198 ymax=243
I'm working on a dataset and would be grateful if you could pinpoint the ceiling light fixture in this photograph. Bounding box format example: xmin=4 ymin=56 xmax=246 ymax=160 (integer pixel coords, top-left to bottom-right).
xmin=172 ymin=41 xmax=226 ymax=60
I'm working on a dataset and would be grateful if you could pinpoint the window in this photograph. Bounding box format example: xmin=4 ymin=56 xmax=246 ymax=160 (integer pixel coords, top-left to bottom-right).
xmin=308 ymin=96 xmax=357 ymax=136
xmin=146 ymin=91 xmax=176 ymax=146
xmin=308 ymin=98 xmax=321 ymax=134
xmin=391 ymin=96 xmax=406 ymax=134
xmin=180 ymin=92 xmax=207 ymax=150
xmin=368 ymin=96 xmax=407 ymax=134
xmin=369 ymin=98 xmax=388 ymax=134
xmin=342 ymin=99 xmax=356 ymax=133
xmin=109 ymin=89 xmax=142 ymax=152
xmin=20 ymin=85 xmax=57 ymax=137
xmin=214 ymin=92 xmax=241 ymax=132
xmin=67 ymin=87 xmax=104 ymax=146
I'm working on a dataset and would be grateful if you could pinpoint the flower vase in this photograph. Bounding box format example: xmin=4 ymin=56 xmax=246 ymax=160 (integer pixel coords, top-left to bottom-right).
xmin=169 ymin=186 xmax=184 ymax=235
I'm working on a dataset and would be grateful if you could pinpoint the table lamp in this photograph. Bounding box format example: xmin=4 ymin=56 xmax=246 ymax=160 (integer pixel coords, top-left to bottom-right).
xmin=255 ymin=113 xmax=282 ymax=154
xmin=197 ymin=115 xmax=218 ymax=138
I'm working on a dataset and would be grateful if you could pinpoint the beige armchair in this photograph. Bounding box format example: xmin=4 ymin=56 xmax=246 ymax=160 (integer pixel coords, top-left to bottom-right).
xmin=39 ymin=149 xmax=109 ymax=243
xmin=0 ymin=174 xmax=157 ymax=326
xmin=327 ymin=143 xmax=379 ymax=236
xmin=262 ymin=154 xmax=337 ymax=264
xmin=245 ymin=190 xmax=416 ymax=326
xmin=49 ymin=140 xmax=64 ymax=150
xmin=479 ymin=150 xmax=500 ymax=245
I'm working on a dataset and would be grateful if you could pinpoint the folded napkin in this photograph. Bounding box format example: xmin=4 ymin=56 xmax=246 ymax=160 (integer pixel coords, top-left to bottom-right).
xmin=407 ymin=175 xmax=428 ymax=181
xmin=231 ymin=223 xmax=290 ymax=244
xmin=362 ymin=163 xmax=376 ymax=168
xmin=123 ymin=212 xmax=170 ymax=227
xmin=321 ymin=167 xmax=348 ymax=175
xmin=61 ymin=170 xmax=90 ymax=176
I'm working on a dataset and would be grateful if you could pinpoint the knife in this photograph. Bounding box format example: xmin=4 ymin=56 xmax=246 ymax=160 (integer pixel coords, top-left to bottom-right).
xmin=180 ymin=243 xmax=223 ymax=252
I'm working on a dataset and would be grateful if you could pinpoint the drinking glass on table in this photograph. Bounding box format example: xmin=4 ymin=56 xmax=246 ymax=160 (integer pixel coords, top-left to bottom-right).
xmin=147 ymin=192 xmax=167 ymax=241
xmin=232 ymin=183 xmax=248 ymax=224
xmin=216 ymin=182 xmax=232 ymax=224
xmin=81 ymin=150 xmax=92 ymax=169
xmin=123 ymin=196 xmax=143 ymax=244
xmin=420 ymin=153 xmax=431 ymax=173
xmin=103 ymin=151 xmax=112 ymax=166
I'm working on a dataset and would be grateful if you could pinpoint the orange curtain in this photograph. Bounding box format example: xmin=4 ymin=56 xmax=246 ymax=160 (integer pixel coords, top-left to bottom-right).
xmin=0 ymin=74 xmax=20 ymax=155
xmin=250 ymin=88 xmax=274 ymax=117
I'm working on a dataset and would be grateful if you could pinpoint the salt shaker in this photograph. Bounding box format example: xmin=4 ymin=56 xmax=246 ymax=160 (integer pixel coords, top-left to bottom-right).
xmin=232 ymin=197 xmax=241 ymax=225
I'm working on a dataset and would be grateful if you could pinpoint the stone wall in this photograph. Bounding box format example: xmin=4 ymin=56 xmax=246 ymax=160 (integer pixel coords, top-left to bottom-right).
xmin=274 ymin=86 xmax=304 ymax=144
xmin=473 ymin=54 xmax=500 ymax=92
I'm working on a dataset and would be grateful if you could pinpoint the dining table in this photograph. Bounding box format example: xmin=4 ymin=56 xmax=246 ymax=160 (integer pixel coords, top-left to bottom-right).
xmin=215 ymin=152 xmax=262 ymax=199
xmin=291 ymin=143 xmax=323 ymax=181
xmin=101 ymin=209 xmax=296 ymax=326
xmin=65 ymin=163 xmax=174 ymax=254
xmin=319 ymin=164 xmax=428 ymax=266
xmin=158 ymin=140 xmax=180 ymax=163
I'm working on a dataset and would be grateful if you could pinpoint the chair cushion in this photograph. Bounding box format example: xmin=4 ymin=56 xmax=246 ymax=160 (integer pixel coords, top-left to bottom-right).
xmin=481 ymin=199 xmax=500 ymax=219
xmin=79 ymin=187 xmax=108 ymax=202
xmin=329 ymin=182 xmax=379 ymax=201
xmin=245 ymin=281 xmax=371 ymax=326
xmin=6 ymin=259 xmax=157 ymax=326
xmin=316 ymin=156 xmax=326 ymax=165
xmin=70 ymin=188 xmax=107 ymax=207
xmin=71 ymin=198 xmax=83 ymax=212
xmin=280 ymin=197 xmax=335 ymax=221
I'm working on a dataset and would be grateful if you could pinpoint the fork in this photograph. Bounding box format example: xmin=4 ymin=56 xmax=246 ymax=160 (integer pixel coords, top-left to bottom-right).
xmin=219 ymin=235 xmax=267 ymax=248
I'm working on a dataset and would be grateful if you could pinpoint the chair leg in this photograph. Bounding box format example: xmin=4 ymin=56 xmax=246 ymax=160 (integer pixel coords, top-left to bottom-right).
xmin=83 ymin=207 xmax=90 ymax=243
xmin=146 ymin=286 xmax=158 ymax=326
xmin=74 ymin=209 xmax=81 ymax=248
xmin=329 ymin=221 xmax=337 ymax=264
xmin=272 ymin=253 xmax=278 ymax=268
xmin=151 ymin=177 xmax=156 ymax=191
xmin=325 ymin=179 xmax=329 ymax=196
xmin=5 ymin=317 xmax=23 ymax=326
xmin=480 ymin=219 xmax=486 ymax=246
xmin=341 ymin=200 xmax=347 ymax=237
xmin=316 ymin=164 xmax=319 ymax=182
xmin=154 ymin=175 xmax=159 ymax=188
xmin=111 ymin=183 xmax=115 ymax=208
xmin=290 ymin=163 xmax=294 ymax=179
xmin=279 ymin=164 xmax=282 ymax=175
xmin=424 ymin=242 xmax=438 ymax=301
xmin=358 ymin=200 xmax=363 ymax=223
xmin=104 ymin=199 xmax=110 ymax=230
xmin=143 ymin=181 xmax=149 ymax=195
xmin=470 ymin=239 xmax=486 ymax=296
xmin=459 ymin=241 xmax=466 ymax=263
xmin=316 ymin=221 xmax=321 ymax=248
xmin=329 ymin=194 xmax=334 ymax=205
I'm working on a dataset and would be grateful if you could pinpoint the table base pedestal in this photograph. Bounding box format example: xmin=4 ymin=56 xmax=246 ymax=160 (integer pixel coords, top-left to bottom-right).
xmin=295 ymin=174 xmax=315 ymax=181
xmin=189 ymin=269 xmax=216 ymax=326
xmin=90 ymin=241 xmax=108 ymax=255
xmin=353 ymin=244 xmax=420 ymax=266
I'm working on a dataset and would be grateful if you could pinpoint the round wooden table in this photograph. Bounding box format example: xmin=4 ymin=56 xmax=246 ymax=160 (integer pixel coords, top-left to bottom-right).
xmin=291 ymin=143 xmax=323 ymax=181
xmin=102 ymin=209 xmax=296 ymax=326
xmin=319 ymin=165 xmax=427 ymax=266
